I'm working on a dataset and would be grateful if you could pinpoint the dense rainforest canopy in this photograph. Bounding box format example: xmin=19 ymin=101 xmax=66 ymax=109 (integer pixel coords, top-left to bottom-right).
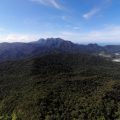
xmin=0 ymin=52 xmax=120 ymax=119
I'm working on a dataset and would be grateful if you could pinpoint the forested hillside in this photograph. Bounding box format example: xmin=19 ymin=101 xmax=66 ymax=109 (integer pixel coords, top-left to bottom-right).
xmin=0 ymin=52 xmax=120 ymax=119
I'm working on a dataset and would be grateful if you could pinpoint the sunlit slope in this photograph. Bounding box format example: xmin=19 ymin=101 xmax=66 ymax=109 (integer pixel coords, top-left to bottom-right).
xmin=0 ymin=53 xmax=120 ymax=119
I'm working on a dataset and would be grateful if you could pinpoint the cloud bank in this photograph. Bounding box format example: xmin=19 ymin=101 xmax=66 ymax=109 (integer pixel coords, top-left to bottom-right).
xmin=59 ymin=25 xmax=120 ymax=42
xmin=0 ymin=25 xmax=120 ymax=43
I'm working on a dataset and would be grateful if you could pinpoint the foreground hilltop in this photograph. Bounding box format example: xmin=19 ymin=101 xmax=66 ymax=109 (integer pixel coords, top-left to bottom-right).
xmin=0 ymin=52 xmax=120 ymax=119
xmin=1 ymin=37 xmax=120 ymax=62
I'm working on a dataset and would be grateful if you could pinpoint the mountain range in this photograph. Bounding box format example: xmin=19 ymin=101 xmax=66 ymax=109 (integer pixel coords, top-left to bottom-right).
xmin=1 ymin=37 xmax=120 ymax=62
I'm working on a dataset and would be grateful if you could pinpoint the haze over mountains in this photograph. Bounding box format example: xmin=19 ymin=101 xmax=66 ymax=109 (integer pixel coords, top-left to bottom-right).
xmin=1 ymin=37 xmax=120 ymax=62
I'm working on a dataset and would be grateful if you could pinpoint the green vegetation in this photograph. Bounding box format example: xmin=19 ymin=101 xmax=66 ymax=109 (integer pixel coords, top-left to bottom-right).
xmin=0 ymin=52 xmax=120 ymax=119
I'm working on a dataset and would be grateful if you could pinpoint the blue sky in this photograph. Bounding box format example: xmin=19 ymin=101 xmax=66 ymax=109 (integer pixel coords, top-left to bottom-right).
xmin=0 ymin=0 xmax=120 ymax=43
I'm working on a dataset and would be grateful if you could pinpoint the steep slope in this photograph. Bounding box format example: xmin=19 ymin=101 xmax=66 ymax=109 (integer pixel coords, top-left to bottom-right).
xmin=0 ymin=53 xmax=120 ymax=119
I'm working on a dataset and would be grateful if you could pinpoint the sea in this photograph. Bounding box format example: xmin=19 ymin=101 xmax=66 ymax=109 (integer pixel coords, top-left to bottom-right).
xmin=76 ymin=43 xmax=120 ymax=47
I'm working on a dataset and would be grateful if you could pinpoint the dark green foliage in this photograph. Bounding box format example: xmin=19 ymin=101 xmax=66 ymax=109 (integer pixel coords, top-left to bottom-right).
xmin=0 ymin=53 xmax=120 ymax=119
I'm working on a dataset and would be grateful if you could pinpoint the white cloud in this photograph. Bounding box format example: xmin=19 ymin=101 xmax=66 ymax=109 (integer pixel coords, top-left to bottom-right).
xmin=0 ymin=25 xmax=120 ymax=43
xmin=66 ymin=25 xmax=72 ymax=28
xmin=0 ymin=28 xmax=5 ymax=31
xmin=50 ymin=0 xmax=60 ymax=9
xmin=83 ymin=0 xmax=111 ymax=19
xmin=59 ymin=25 xmax=120 ymax=43
xmin=6 ymin=34 xmax=29 ymax=42
xmin=66 ymin=25 xmax=81 ymax=30
xmin=77 ymin=25 xmax=120 ymax=43
xmin=0 ymin=33 xmax=63 ymax=43
xmin=74 ymin=27 xmax=81 ymax=30
xmin=30 ymin=0 xmax=45 ymax=4
xmin=66 ymin=25 xmax=70 ymax=27
xmin=6 ymin=35 xmax=15 ymax=41
xmin=62 ymin=16 xmax=66 ymax=20
xmin=20 ymin=36 xmax=28 ymax=40
xmin=83 ymin=8 xmax=100 ymax=19
xmin=62 ymin=16 xmax=70 ymax=22
xmin=87 ymin=25 xmax=120 ymax=38
xmin=30 ymin=0 xmax=61 ymax=9
xmin=0 ymin=34 xmax=31 ymax=43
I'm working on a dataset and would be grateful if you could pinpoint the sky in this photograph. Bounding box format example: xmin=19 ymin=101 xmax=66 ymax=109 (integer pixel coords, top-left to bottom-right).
xmin=0 ymin=0 xmax=120 ymax=43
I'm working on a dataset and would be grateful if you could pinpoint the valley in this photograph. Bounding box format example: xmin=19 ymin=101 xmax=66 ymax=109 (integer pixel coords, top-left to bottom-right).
xmin=98 ymin=52 xmax=120 ymax=62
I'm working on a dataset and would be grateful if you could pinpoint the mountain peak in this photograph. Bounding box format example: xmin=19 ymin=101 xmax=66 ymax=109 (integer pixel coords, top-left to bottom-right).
xmin=31 ymin=38 xmax=63 ymax=44
xmin=87 ymin=43 xmax=99 ymax=47
xmin=38 ymin=38 xmax=45 ymax=43
xmin=45 ymin=38 xmax=63 ymax=43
